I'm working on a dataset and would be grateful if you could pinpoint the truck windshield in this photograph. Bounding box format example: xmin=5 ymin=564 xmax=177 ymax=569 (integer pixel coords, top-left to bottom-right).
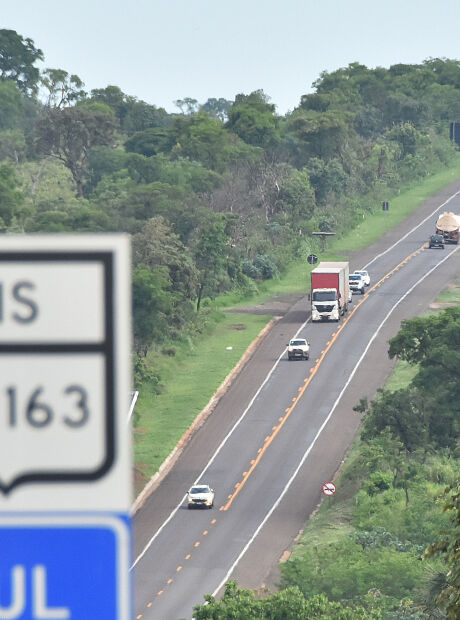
xmin=312 ymin=290 xmax=337 ymax=302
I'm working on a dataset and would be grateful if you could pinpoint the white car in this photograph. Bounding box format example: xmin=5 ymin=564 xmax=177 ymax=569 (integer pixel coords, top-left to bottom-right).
xmin=353 ymin=270 xmax=370 ymax=286
xmin=287 ymin=338 xmax=310 ymax=360
xmin=187 ymin=484 xmax=215 ymax=509
xmin=349 ymin=274 xmax=365 ymax=294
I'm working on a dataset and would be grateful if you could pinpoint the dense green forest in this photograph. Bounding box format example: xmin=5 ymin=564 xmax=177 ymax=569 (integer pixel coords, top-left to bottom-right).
xmin=2 ymin=29 xmax=460 ymax=377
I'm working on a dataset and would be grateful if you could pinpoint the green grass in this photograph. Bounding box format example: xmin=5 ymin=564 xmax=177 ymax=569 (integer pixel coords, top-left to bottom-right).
xmin=436 ymin=279 xmax=460 ymax=303
xmin=133 ymin=159 xmax=460 ymax=496
xmin=335 ymin=160 xmax=460 ymax=253
xmin=134 ymin=313 xmax=271 ymax=489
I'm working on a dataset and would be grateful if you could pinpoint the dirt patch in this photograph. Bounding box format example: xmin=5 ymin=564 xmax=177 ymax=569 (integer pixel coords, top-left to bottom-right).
xmin=430 ymin=302 xmax=459 ymax=309
xmin=228 ymin=323 xmax=247 ymax=330
xmin=226 ymin=293 xmax=305 ymax=316
xmin=133 ymin=426 xmax=149 ymax=436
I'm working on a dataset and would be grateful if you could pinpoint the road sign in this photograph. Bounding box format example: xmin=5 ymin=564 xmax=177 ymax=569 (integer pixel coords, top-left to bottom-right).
xmin=382 ymin=201 xmax=389 ymax=211
xmin=307 ymin=254 xmax=318 ymax=265
xmin=0 ymin=236 xmax=133 ymax=619
xmin=0 ymin=236 xmax=131 ymax=512
xmin=0 ymin=515 xmax=131 ymax=620
xmin=321 ymin=481 xmax=336 ymax=496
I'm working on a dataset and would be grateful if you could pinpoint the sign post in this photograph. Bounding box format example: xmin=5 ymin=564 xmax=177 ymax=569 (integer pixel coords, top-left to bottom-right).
xmin=0 ymin=235 xmax=132 ymax=619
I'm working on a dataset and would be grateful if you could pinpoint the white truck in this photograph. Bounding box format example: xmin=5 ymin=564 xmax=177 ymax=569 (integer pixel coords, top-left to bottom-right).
xmin=310 ymin=261 xmax=349 ymax=322
xmin=435 ymin=211 xmax=460 ymax=244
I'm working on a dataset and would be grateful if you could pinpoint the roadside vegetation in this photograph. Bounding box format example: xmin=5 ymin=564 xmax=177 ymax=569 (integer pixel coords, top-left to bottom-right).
xmin=194 ymin=288 xmax=460 ymax=619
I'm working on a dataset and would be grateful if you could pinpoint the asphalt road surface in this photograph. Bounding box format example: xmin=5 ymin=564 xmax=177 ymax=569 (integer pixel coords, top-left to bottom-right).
xmin=133 ymin=179 xmax=460 ymax=620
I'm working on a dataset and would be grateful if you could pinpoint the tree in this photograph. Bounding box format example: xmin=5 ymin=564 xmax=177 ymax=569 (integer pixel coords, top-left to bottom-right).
xmin=227 ymin=90 xmax=279 ymax=149
xmin=425 ymin=482 xmax=460 ymax=619
xmin=0 ymin=128 xmax=26 ymax=163
xmin=41 ymin=68 xmax=86 ymax=108
xmin=124 ymin=127 xmax=172 ymax=157
xmin=193 ymin=214 xmax=229 ymax=311
xmin=279 ymin=169 xmax=316 ymax=227
xmin=286 ymin=108 xmax=355 ymax=166
xmin=36 ymin=105 xmax=118 ymax=196
xmin=0 ymin=30 xmax=43 ymax=96
xmin=174 ymin=97 xmax=200 ymax=115
xmin=0 ymin=163 xmax=24 ymax=228
xmin=193 ymin=580 xmax=380 ymax=619
xmin=201 ymin=97 xmax=233 ymax=122
xmin=132 ymin=266 xmax=172 ymax=355
xmin=385 ymin=122 xmax=428 ymax=159
xmin=357 ymin=388 xmax=428 ymax=454
xmin=132 ymin=217 xmax=198 ymax=328
xmin=0 ymin=81 xmax=25 ymax=130
xmin=89 ymin=85 xmax=170 ymax=133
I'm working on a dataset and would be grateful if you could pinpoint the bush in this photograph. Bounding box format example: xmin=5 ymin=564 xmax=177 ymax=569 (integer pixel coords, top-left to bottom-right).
xmin=242 ymin=254 xmax=279 ymax=281
xmin=133 ymin=354 xmax=163 ymax=391
xmin=280 ymin=536 xmax=425 ymax=601
xmin=365 ymin=471 xmax=393 ymax=495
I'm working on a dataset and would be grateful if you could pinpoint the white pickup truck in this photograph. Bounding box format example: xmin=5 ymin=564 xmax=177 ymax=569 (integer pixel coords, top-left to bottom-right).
xmin=287 ymin=338 xmax=310 ymax=360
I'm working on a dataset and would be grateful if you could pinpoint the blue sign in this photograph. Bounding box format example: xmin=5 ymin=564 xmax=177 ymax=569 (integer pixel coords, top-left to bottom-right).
xmin=0 ymin=515 xmax=131 ymax=620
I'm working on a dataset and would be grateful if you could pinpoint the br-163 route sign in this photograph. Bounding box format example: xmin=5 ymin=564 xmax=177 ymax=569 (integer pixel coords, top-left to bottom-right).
xmin=0 ymin=235 xmax=131 ymax=512
xmin=0 ymin=235 xmax=132 ymax=619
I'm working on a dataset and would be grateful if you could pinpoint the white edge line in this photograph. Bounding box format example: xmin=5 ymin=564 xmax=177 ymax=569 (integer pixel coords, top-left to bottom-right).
xmin=362 ymin=190 xmax=460 ymax=270
xmin=127 ymin=391 xmax=139 ymax=424
xmin=210 ymin=245 xmax=459 ymax=598
xmin=131 ymin=319 xmax=310 ymax=569
xmin=133 ymin=188 xmax=460 ymax=570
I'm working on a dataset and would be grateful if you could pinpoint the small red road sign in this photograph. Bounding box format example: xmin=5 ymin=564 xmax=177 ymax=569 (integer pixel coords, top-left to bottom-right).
xmin=321 ymin=481 xmax=336 ymax=496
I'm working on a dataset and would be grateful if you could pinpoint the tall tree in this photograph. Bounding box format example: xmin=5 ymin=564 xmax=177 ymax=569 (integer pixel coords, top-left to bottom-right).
xmin=36 ymin=105 xmax=118 ymax=196
xmin=193 ymin=214 xmax=229 ymax=311
xmin=201 ymin=97 xmax=233 ymax=122
xmin=132 ymin=217 xmax=198 ymax=328
xmin=0 ymin=30 xmax=43 ymax=96
xmin=41 ymin=68 xmax=86 ymax=108
xmin=0 ymin=81 xmax=25 ymax=130
xmin=0 ymin=164 xmax=24 ymax=228
xmin=132 ymin=266 xmax=172 ymax=355
xmin=227 ymin=90 xmax=279 ymax=149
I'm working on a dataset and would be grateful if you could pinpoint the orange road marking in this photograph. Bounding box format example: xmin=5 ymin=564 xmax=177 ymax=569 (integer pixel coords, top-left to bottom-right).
xmin=158 ymin=590 xmax=163 ymax=596
xmin=167 ymin=578 xmax=173 ymax=584
xmin=203 ymin=530 xmax=208 ymax=535
xmin=194 ymin=541 xmax=200 ymax=547
xmin=221 ymin=245 xmax=425 ymax=511
xmin=185 ymin=554 xmax=191 ymax=559
xmin=147 ymin=602 xmax=152 ymax=607
xmin=211 ymin=519 xmax=216 ymax=524
xmin=177 ymin=566 xmax=182 ymax=572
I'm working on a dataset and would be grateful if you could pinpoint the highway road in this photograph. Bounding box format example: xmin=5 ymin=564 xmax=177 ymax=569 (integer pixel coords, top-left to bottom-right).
xmin=133 ymin=180 xmax=460 ymax=619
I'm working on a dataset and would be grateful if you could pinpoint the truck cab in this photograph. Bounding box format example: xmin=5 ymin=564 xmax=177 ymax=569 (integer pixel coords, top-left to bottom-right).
xmin=311 ymin=288 xmax=339 ymax=322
